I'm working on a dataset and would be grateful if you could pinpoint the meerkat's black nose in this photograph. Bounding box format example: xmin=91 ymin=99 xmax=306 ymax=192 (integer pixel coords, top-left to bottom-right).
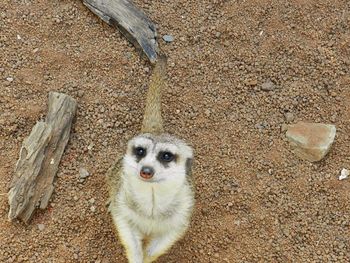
xmin=140 ymin=166 xmax=154 ymax=179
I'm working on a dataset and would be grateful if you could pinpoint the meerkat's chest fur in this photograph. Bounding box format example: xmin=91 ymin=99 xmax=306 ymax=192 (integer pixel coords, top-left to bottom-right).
xmin=113 ymin=174 xmax=194 ymax=237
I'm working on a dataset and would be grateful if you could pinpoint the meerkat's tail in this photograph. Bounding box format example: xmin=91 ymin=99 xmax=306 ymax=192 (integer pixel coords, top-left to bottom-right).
xmin=141 ymin=54 xmax=167 ymax=134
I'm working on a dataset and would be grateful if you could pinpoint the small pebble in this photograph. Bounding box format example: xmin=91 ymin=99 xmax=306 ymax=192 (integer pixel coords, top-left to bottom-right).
xmin=246 ymin=79 xmax=258 ymax=86
xmin=79 ymin=168 xmax=90 ymax=179
xmin=90 ymin=206 xmax=96 ymax=213
xmin=77 ymin=90 xmax=84 ymax=98
xmin=284 ymin=112 xmax=295 ymax=123
xmin=261 ymin=79 xmax=276 ymax=91
xmin=234 ymin=220 xmax=241 ymax=226
xmin=6 ymin=77 xmax=13 ymax=82
xmin=37 ymin=224 xmax=45 ymax=231
xmin=339 ymin=168 xmax=349 ymax=180
xmin=281 ymin=124 xmax=289 ymax=132
xmin=163 ymin=35 xmax=174 ymax=43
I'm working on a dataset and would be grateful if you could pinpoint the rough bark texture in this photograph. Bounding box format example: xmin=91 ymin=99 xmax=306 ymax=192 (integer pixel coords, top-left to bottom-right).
xmin=83 ymin=0 xmax=158 ymax=63
xmin=8 ymin=92 xmax=77 ymax=224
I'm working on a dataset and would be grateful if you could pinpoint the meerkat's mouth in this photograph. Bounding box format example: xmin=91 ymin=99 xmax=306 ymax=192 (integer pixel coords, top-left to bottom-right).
xmin=139 ymin=177 xmax=164 ymax=183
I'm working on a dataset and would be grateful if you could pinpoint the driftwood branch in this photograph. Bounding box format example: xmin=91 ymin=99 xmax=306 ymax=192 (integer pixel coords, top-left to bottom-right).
xmin=8 ymin=92 xmax=77 ymax=224
xmin=83 ymin=0 xmax=158 ymax=63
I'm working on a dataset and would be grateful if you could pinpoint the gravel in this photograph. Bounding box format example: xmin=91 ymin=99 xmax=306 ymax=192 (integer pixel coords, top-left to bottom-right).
xmin=0 ymin=0 xmax=349 ymax=262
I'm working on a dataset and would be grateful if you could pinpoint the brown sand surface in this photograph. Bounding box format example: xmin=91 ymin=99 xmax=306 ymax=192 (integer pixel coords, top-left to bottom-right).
xmin=1 ymin=0 xmax=349 ymax=262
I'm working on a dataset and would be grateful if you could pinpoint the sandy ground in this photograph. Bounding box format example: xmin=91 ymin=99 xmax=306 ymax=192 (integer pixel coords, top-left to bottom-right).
xmin=1 ymin=0 xmax=350 ymax=262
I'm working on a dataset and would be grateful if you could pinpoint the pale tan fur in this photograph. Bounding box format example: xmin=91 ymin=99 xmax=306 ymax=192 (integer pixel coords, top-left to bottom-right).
xmin=141 ymin=55 xmax=166 ymax=134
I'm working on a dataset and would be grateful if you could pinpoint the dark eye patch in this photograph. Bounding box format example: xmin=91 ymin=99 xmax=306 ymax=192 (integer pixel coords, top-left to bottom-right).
xmin=133 ymin=146 xmax=147 ymax=162
xmin=157 ymin=151 xmax=177 ymax=166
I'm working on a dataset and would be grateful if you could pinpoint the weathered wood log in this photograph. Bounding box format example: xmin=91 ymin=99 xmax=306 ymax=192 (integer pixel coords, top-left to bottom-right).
xmin=83 ymin=0 xmax=158 ymax=63
xmin=8 ymin=92 xmax=77 ymax=224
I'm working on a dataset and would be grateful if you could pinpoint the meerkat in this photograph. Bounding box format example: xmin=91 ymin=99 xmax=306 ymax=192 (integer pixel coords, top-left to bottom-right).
xmin=107 ymin=55 xmax=195 ymax=263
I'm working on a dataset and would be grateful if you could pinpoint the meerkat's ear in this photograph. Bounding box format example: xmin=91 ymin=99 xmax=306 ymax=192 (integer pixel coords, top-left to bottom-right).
xmin=185 ymin=158 xmax=193 ymax=177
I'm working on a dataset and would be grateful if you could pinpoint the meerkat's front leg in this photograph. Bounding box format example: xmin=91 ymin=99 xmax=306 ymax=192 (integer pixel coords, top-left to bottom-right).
xmin=113 ymin=215 xmax=144 ymax=263
xmin=143 ymin=228 xmax=185 ymax=263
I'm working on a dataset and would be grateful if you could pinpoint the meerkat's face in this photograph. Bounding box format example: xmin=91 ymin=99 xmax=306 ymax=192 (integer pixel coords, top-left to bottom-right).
xmin=123 ymin=134 xmax=193 ymax=185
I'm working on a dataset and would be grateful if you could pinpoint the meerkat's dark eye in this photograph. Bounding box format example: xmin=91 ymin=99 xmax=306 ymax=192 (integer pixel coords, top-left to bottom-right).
xmin=160 ymin=152 xmax=174 ymax=162
xmin=134 ymin=147 xmax=146 ymax=158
